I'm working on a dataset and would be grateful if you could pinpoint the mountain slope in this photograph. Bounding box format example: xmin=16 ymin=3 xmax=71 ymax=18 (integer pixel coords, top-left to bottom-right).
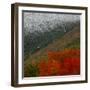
xmin=24 ymin=25 xmax=80 ymax=64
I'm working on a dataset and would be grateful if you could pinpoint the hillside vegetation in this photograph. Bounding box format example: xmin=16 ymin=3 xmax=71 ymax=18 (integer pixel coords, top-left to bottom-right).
xmin=24 ymin=25 xmax=80 ymax=77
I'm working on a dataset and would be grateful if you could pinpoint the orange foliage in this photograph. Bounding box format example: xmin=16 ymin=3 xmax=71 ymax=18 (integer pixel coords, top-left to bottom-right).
xmin=47 ymin=49 xmax=80 ymax=61
xmin=38 ymin=49 xmax=80 ymax=76
xmin=38 ymin=59 xmax=61 ymax=76
xmin=25 ymin=49 xmax=80 ymax=77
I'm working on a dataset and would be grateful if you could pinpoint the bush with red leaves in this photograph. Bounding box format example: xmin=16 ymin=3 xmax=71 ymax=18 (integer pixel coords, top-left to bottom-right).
xmin=38 ymin=49 xmax=80 ymax=76
xmin=24 ymin=49 xmax=80 ymax=77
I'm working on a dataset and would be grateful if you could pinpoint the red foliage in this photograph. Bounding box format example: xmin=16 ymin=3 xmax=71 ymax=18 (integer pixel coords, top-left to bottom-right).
xmin=59 ymin=57 xmax=80 ymax=75
xmin=47 ymin=49 xmax=80 ymax=61
xmin=38 ymin=59 xmax=61 ymax=76
xmin=36 ymin=49 xmax=80 ymax=76
xmin=38 ymin=60 xmax=50 ymax=76
xmin=47 ymin=59 xmax=61 ymax=75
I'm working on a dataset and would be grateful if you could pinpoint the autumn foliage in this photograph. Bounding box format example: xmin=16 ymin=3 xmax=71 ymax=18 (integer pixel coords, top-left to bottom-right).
xmin=24 ymin=49 xmax=80 ymax=77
